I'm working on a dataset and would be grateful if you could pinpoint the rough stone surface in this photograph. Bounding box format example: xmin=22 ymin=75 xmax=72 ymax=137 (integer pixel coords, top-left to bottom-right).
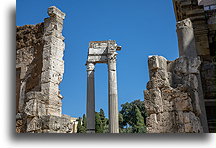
xmin=144 ymin=56 xmax=203 ymax=133
xmin=173 ymin=0 xmax=216 ymax=133
xmin=16 ymin=6 xmax=78 ymax=133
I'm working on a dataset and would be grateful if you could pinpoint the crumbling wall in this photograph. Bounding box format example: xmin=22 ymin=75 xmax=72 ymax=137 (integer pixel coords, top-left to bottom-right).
xmin=144 ymin=56 xmax=203 ymax=133
xmin=16 ymin=6 xmax=77 ymax=133
xmin=173 ymin=0 xmax=216 ymax=132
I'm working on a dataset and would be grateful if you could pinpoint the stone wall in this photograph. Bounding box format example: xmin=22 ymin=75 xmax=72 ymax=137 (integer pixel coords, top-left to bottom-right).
xmin=173 ymin=0 xmax=216 ymax=133
xmin=16 ymin=6 xmax=77 ymax=133
xmin=144 ymin=56 xmax=203 ymax=133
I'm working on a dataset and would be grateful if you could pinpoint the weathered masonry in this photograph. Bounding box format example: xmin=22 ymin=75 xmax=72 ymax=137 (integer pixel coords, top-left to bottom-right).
xmin=16 ymin=6 xmax=78 ymax=133
xmin=144 ymin=0 xmax=216 ymax=133
xmin=86 ymin=40 xmax=121 ymax=133
xmin=173 ymin=0 xmax=216 ymax=133
xmin=145 ymin=55 xmax=204 ymax=133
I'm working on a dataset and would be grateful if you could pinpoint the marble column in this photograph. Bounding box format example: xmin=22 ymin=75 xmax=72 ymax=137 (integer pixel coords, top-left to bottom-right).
xmin=176 ymin=18 xmax=197 ymax=57
xmin=108 ymin=53 xmax=119 ymax=133
xmin=86 ymin=62 xmax=95 ymax=133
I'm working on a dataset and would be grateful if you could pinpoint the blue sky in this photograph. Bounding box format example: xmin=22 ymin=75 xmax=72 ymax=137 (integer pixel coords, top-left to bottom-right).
xmin=17 ymin=0 xmax=179 ymax=118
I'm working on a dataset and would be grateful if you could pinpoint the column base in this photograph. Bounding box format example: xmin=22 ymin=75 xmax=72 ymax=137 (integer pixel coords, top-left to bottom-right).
xmin=86 ymin=129 xmax=95 ymax=133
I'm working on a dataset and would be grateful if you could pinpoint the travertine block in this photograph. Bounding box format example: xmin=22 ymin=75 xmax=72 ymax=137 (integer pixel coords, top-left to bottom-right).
xmin=145 ymin=55 xmax=203 ymax=133
xmin=26 ymin=117 xmax=42 ymax=132
xmin=174 ymin=96 xmax=193 ymax=111
xmin=48 ymin=6 xmax=66 ymax=19
xmin=188 ymin=57 xmax=201 ymax=74
xmin=148 ymin=56 xmax=167 ymax=71
xmin=41 ymin=82 xmax=59 ymax=95
xmin=42 ymin=57 xmax=64 ymax=74
xmin=44 ymin=36 xmax=65 ymax=50
xmin=43 ymin=44 xmax=64 ymax=60
xmin=41 ymin=70 xmax=63 ymax=84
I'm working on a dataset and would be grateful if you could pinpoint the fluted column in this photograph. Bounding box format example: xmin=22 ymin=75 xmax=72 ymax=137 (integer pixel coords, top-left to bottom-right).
xmin=108 ymin=53 xmax=119 ymax=133
xmin=86 ymin=62 xmax=95 ymax=133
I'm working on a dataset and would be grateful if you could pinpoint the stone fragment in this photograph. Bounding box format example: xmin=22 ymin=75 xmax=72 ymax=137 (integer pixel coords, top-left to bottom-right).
xmin=145 ymin=55 xmax=203 ymax=133
xmin=148 ymin=56 xmax=167 ymax=71
xmin=176 ymin=18 xmax=197 ymax=57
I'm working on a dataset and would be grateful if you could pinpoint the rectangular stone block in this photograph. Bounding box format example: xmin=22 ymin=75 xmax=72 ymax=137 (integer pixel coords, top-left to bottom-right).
xmin=44 ymin=36 xmax=65 ymax=50
xmin=144 ymin=89 xmax=163 ymax=114
xmin=87 ymin=55 xmax=108 ymax=63
xmin=148 ymin=56 xmax=167 ymax=71
xmin=174 ymin=57 xmax=187 ymax=74
xmin=24 ymin=99 xmax=37 ymax=117
xmin=174 ymin=97 xmax=193 ymax=111
xmin=26 ymin=117 xmax=42 ymax=132
xmin=41 ymin=82 xmax=59 ymax=95
xmin=188 ymin=57 xmax=201 ymax=74
xmin=43 ymin=44 xmax=64 ymax=60
xmin=46 ymin=104 xmax=62 ymax=117
xmin=41 ymin=115 xmax=73 ymax=133
xmin=24 ymin=98 xmax=46 ymax=117
xmin=41 ymin=70 xmax=63 ymax=84
xmin=42 ymin=57 xmax=64 ymax=74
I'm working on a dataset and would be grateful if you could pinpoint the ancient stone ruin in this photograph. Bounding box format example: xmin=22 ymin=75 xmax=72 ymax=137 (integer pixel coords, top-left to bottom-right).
xmin=86 ymin=41 xmax=121 ymax=133
xmin=16 ymin=0 xmax=215 ymax=134
xmin=144 ymin=0 xmax=216 ymax=133
xmin=145 ymin=55 xmax=204 ymax=133
xmin=16 ymin=6 xmax=78 ymax=133
xmin=172 ymin=0 xmax=216 ymax=133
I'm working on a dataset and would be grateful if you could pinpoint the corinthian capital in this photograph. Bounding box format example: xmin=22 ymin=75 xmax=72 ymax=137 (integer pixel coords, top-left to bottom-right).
xmin=108 ymin=52 xmax=117 ymax=63
xmin=86 ymin=63 xmax=95 ymax=71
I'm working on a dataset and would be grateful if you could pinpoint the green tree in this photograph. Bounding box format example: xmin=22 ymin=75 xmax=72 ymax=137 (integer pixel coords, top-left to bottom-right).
xmin=119 ymin=113 xmax=124 ymax=133
xmin=132 ymin=105 xmax=146 ymax=133
xmin=119 ymin=99 xmax=147 ymax=133
xmin=82 ymin=114 xmax=87 ymax=132
xmin=120 ymin=102 xmax=133 ymax=127
xmin=131 ymin=100 xmax=147 ymax=124
xmin=95 ymin=112 xmax=103 ymax=133
xmin=103 ymin=118 xmax=109 ymax=133
xmin=77 ymin=117 xmax=85 ymax=133
xmin=99 ymin=109 xmax=106 ymax=132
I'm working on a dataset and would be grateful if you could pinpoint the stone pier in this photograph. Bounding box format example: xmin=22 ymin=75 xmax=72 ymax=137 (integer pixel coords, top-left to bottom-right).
xmin=86 ymin=40 xmax=121 ymax=133
xmin=16 ymin=6 xmax=78 ymax=133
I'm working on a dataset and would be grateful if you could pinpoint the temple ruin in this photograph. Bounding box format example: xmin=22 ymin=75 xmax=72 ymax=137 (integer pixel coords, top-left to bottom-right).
xmin=144 ymin=0 xmax=216 ymax=133
xmin=16 ymin=6 xmax=78 ymax=133
xmin=16 ymin=0 xmax=215 ymax=134
xmin=86 ymin=41 xmax=121 ymax=133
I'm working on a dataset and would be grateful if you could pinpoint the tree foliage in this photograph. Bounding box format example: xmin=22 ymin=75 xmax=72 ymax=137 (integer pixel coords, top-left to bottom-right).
xmin=95 ymin=112 xmax=103 ymax=133
xmin=77 ymin=117 xmax=85 ymax=133
xmin=77 ymin=100 xmax=146 ymax=133
xmin=119 ymin=99 xmax=147 ymax=133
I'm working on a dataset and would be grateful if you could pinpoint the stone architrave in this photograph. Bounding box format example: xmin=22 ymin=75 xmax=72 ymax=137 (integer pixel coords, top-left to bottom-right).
xmin=86 ymin=40 xmax=121 ymax=133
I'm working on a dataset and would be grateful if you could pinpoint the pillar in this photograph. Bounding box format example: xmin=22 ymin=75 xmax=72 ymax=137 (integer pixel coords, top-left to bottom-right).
xmin=42 ymin=6 xmax=66 ymax=117
xmin=176 ymin=18 xmax=209 ymax=133
xmin=108 ymin=53 xmax=119 ymax=133
xmin=176 ymin=18 xmax=197 ymax=57
xmin=86 ymin=62 xmax=95 ymax=133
